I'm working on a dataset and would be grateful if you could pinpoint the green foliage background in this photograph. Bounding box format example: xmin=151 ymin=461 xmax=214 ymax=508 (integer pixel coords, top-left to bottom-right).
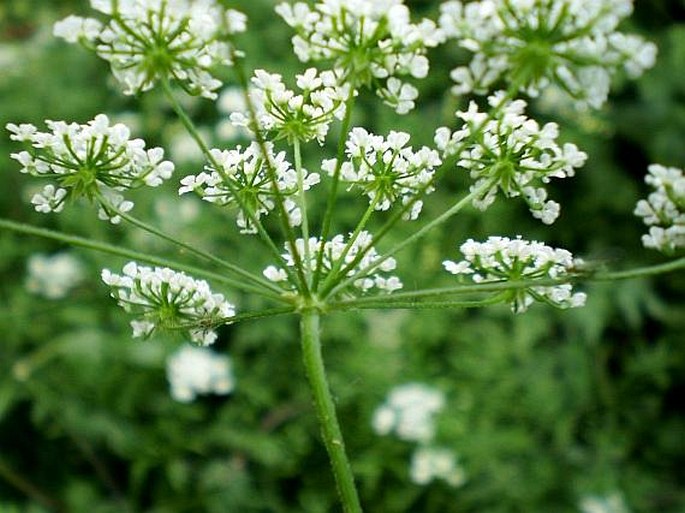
xmin=0 ymin=1 xmax=684 ymax=512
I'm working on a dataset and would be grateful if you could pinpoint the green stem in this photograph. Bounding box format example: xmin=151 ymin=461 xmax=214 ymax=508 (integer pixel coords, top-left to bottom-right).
xmin=318 ymin=196 xmax=380 ymax=294
xmin=97 ymin=193 xmax=282 ymax=295
xmin=159 ymin=77 xmax=292 ymax=283
xmin=231 ymin=54 xmax=310 ymax=297
xmin=322 ymin=182 xmax=492 ymax=299
xmin=594 ymin=256 xmax=685 ymax=281
xmin=0 ymin=457 xmax=64 ymax=513
xmin=313 ymin=94 xmax=357 ymax=290
xmin=329 ymin=294 xmax=508 ymax=312
xmin=294 ymin=138 xmax=312 ymax=285
xmin=299 ymin=308 xmax=363 ymax=513
xmin=171 ymin=305 xmax=296 ymax=330
xmin=0 ymin=218 xmax=287 ymax=301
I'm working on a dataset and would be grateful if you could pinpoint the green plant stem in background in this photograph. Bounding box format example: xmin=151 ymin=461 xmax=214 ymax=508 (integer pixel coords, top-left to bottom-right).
xmin=0 ymin=457 xmax=64 ymax=513
xmin=299 ymin=308 xmax=363 ymax=513
xmin=0 ymin=218 xmax=287 ymax=301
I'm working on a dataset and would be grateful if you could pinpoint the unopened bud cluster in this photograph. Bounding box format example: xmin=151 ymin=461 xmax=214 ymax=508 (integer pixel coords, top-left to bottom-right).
xmin=102 ymin=262 xmax=236 ymax=346
xmin=443 ymin=236 xmax=586 ymax=313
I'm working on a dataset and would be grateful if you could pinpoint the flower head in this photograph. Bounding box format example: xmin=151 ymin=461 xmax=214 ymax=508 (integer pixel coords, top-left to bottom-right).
xmin=439 ymin=0 xmax=656 ymax=108
xmin=7 ymin=115 xmax=173 ymax=222
xmin=275 ymin=0 xmax=444 ymax=113
xmin=372 ymin=383 xmax=445 ymax=442
xmin=25 ymin=252 xmax=85 ymax=299
xmin=179 ymin=142 xmax=318 ymax=234
xmin=263 ymin=231 xmax=403 ymax=296
xmin=54 ymin=0 xmax=247 ymax=99
xmin=579 ymin=492 xmax=631 ymax=513
xmin=435 ymin=93 xmax=587 ymax=224
xmin=323 ymin=127 xmax=441 ymax=220
xmin=167 ymin=345 xmax=235 ymax=402
xmin=443 ymin=236 xmax=586 ymax=313
xmin=410 ymin=447 xmax=467 ymax=488
xmin=230 ymin=68 xmax=350 ymax=144
xmin=102 ymin=262 xmax=235 ymax=345
xmin=634 ymin=164 xmax=685 ymax=253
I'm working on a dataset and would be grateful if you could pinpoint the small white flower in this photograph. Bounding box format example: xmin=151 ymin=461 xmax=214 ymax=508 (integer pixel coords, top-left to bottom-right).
xmin=25 ymin=252 xmax=84 ymax=299
xmin=579 ymin=492 xmax=631 ymax=513
xmin=439 ymin=0 xmax=657 ymax=108
xmin=329 ymin=127 xmax=440 ymax=219
xmin=54 ymin=0 xmax=247 ymax=98
xmin=7 ymin=115 xmax=173 ymax=221
xmin=443 ymin=236 xmax=586 ymax=313
xmin=410 ymin=446 xmax=467 ymax=488
xmin=372 ymin=383 xmax=444 ymax=442
xmin=634 ymin=164 xmax=685 ymax=253
xmin=167 ymin=345 xmax=235 ymax=402
xmin=264 ymin=232 xmax=403 ymax=297
xmin=276 ymin=0 xmax=444 ymax=113
xmin=102 ymin=262 xmax=236 ymax=345
xmin=436 ymin=94 xmax=586 ymax=224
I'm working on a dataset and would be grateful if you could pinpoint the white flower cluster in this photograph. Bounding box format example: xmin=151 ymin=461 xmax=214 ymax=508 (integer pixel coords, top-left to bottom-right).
xmin=25 ymin=252 xmax=85 ymax=300
xmin=634 ymin=164 xmax=685 ymax=253
xmin=373 ymin=383 xmax=466 ymax=487
xmin=439 ymin=0 xmax=657 ymax=108
xmin=7 ymin=115 xmax=173 ymax=223
xmin=443 ymin=236 xmax=587 ymax=313
xmin=263 ymin=231 xmax=402 ymax=295
xmin=372 ymin=383 xmax=445 ymax=442
xmin=179 ymin=142 xmax=318 ymax=234
xmin=410 ymin=446 xmax=467 ymax=488
xmin=166 ymin=345 xmax=235 ymax=402
xmin=323 ymin=128 xmax=441 ymax=220
xmin=580 ymin=492 xmax=631 ymax=513
xmin=275 ymin=0 xmax=444 ymax=113
xmin=230 ymin=69 xmax=350 ymax=144
xmin=435 ymin=94 xmax=587 ymax=224
xmin=102 ymin=262 xmax=235 ymax=345
xmin=54 ymin=0 xmax=247 ymax=99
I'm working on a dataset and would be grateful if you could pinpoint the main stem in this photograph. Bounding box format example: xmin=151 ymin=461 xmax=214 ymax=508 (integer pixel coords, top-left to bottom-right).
xmin=299 ymin=308 xmax=363 ymax=513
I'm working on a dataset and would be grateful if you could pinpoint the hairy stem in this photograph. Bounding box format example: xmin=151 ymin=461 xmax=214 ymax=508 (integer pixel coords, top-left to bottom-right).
xmin=299 ymin=308 xmax=363 ymax=513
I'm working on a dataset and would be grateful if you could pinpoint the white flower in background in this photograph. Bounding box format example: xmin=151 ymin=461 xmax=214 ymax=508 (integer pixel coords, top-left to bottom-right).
xmin=323 ymin=127 xmax=441 ymax=220
xmin=410 ymin=446 xmax=467 ymax=488
xmin=230 ymin=68 xmax=350 ymax=144
xmin=439 ymin=0 xmax=657 ymax=108
xmin=634 ymin=164 xmax=685 ymax=253
xmin=179 ymin=142 xmax=318 ymax=234
xmin=25 ymin=253 xmax=85 ymax=299
xmin=443 ymin=236 xmax=586 ymax=313
xmin=102 ymin=262 xmax=235 ymax=345
xmin=275 ymin=0 xmax=444 ymax=113
xmin=264 ymin=232 xmax=403 ymax=296
xmin=580 ymin=492 xmax=631 ymax=513
xmin=54 ymin=0 xmax=247 ymax=99
xmin=435 ymin=93 xmax=587 ymax=224
xmin=167 ymin=345 xmax=235 ymax=402
xmin=7 ymin=115 xmax=174 ymax=222
xmin=372 ymin=383 xmax=444 ymax=442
